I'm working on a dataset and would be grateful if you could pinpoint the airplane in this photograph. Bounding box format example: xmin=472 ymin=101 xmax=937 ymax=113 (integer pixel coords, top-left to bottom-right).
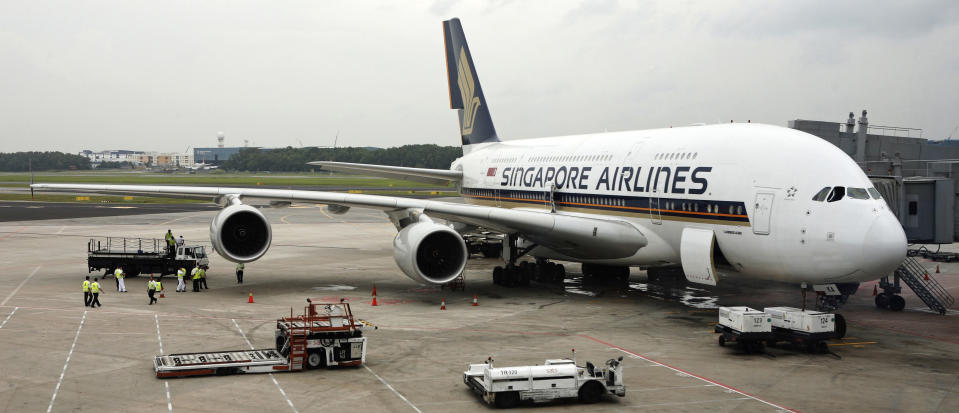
xmin=32 ymin=18 xmax=906 ymax=314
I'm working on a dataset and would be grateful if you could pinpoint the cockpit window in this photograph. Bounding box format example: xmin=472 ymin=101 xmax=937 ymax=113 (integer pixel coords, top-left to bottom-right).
xmin=812 ymin=187 xmax=831 ymax=202
xmin=847 ymin=187 xmax=870 ymax=200
xmin=867 ymin=188 xmax=882 ymax=199
xmin=827 ymin=186 xmax=845 ymax=202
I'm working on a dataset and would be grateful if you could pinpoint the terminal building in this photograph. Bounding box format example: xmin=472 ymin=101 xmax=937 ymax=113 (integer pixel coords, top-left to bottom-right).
xmin=789 ymin=111 xmax=959 ymax=243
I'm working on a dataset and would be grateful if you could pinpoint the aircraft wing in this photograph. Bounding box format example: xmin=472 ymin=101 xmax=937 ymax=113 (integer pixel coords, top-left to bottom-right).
xmin=306 ymin=161 xmax=461 ymax=186
xmin=30 ymin=183 xmax=647 ymax=259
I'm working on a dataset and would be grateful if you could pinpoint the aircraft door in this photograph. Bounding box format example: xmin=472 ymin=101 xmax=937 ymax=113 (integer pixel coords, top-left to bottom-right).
xmin=649 ymin=190 xmax=662 ymax=225
xmin=752 ymin=192 xmax=774 ymax=235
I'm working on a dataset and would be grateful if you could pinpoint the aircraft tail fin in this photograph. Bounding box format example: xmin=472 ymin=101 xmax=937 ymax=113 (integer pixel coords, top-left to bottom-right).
xmin=444 ymin=18 xmax=498 ymax=149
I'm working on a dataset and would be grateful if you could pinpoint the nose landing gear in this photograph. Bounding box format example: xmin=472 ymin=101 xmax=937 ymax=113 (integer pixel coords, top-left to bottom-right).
xmin=875 ymin=275 xmax=906 ymax=311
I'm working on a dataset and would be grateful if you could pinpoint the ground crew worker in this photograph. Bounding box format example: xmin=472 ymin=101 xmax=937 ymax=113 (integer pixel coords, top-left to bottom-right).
xmin=89 ymin=278 xmax=103 ymax=308
xmin=236 ymin=263 xmax=244 ymax=284
xmin=156 ymin=279 xmax=163 ymax=297
xmin=165 ymin=229 xmax=175 ymax=256
xmin=192 ymin=265 xmax=201 ymax=292
xmin=176 ymin=267 xmax=186 ymax=292
xmin=176 ymin=235 xmax=184 ymax=248
xmin=115 ymin=268 xmax=127 ymax=292
xmin=147 ymin=276 xmax=158 ymax=305
xmin=199 ymin=266 xmax=208 ymax=290
xmin=82 ymin=276 xmax=91 ymax=306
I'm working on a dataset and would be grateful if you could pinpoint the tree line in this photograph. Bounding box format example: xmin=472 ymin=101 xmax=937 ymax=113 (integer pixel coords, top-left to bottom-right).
xmin=222 ymin=144 xmax=463 ymax=172
xmin=0 ymin=152 xmax=92 ymax=171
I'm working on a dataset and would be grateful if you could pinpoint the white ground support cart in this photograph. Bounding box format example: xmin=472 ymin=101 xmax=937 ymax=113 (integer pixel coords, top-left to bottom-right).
xmin=714 ymin=306 xmax=774 ymax=353
xmin=463 ymin=354 xmax=625 ymax=408
xmin=765 ymin=307 xmax=837 ymax=353
xmin=154 ymin=301 xmax=366 ymax=378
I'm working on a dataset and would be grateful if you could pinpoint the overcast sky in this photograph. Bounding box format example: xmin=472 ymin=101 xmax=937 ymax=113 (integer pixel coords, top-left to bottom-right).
xmin=2 ymin=1 xmax=957 ymax=154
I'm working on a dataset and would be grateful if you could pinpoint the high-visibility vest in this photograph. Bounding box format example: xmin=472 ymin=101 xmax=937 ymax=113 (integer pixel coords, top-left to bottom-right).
xmin=148 ymin=280 xmax=156 ymax=291
xmin=156 ymin=281 xmax=162 ymax=291
xmin=114 ymin=269 xmax=124 ymax=279
xmin=192 ymin=269 xmax=201 ymax=280
xmin=199 ymin=269 xmax=206 ymax=278
xmin=177 ymin=268 xmax=185 ymax=279
xmin=82 ymin=280 xmax=90 ymax=292
xmin=237 ymin=263 xmax=244 ymax=271
xmin=90 ymin=282 xmax=100 ymax=293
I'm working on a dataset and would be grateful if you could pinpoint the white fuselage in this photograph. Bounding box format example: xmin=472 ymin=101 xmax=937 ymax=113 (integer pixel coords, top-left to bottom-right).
xmin=453 ymin=123 xmax=906 ymax=285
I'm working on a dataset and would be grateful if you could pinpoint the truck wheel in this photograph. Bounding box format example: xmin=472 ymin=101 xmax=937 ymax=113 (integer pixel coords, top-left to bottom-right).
xmin=718 ymin=336 xmax=726 ymax=347
xmin=834 ymin=314 xmax=847 ymax=339
xmin=494 ymin=391 xmax=519 ymax=409
xmin=306 ymin=351 xmax=323 ymax=369
xmin=578 ymin=381 xmax=604 ymax=404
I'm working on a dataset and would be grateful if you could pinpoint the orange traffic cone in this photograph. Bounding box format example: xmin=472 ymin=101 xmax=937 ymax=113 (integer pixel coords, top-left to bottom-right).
xmin=925 ymin=272 xmax=930 ymax=281
xmin=936 ymin=265 xmax=940 ymax=274
xmin=873 ymin=285 xmax=877 ymax=296
xmin=472 ymin=294 xmax=479 ymax=306
xmin=371 ymin=285 xmax=378 ymax=306
xmin=440 ymin=298 xmax=446 ymax=310
xmin=248 ymin=291 xmax=254 ymax=304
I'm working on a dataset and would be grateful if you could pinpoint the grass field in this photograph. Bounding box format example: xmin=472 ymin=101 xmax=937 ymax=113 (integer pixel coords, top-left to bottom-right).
xmin=0 ymin=171 xmax=449 ymax=188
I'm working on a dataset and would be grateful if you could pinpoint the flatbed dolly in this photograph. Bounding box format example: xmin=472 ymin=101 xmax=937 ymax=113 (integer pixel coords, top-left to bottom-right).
xmin=154 ymin=300 xmax=366 ymax=378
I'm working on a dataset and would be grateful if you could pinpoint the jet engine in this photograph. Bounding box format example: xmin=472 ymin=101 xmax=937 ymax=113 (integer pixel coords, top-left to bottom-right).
xmin=393 ymin=221 xmax=468 ymax=284
xmin=209 ymin=203 xmax=272 ymax=263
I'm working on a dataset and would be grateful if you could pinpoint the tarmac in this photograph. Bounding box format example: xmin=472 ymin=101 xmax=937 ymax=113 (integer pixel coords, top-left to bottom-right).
xmin=0 ymin=201 xmax=957 ymax=412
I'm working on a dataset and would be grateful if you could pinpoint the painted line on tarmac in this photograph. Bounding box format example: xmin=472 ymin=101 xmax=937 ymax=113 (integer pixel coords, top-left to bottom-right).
xmin=0 ymin=225 xmax=25 ymax=240
xmin=581 ymin=334 xmax=798 ymax=412
xmin=232 ymin=319 xmax=299 ymax=413
xmin=155 ymin=314 xmax=173 ymax=413
xmin=47 ymin=311 xmax=86 ymax=413
xmin=0 ymin=307 xmax=17 ymax=329
xmin=1 ymin=265 xmax=41 ymax=306
xmin=363 ymin=365 xmax=423 ymax=413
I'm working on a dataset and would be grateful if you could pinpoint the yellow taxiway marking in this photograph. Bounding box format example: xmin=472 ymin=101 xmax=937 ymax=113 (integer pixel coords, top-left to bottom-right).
xmin=827 ymin=341 xmax=878 ymax=347
xmin=280 ymin=215 xmax=291 ymax=224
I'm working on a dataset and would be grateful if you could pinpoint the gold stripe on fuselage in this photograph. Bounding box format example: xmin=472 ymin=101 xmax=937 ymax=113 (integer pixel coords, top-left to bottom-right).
xmin=462 ymin=194 xmax=752 ymax=227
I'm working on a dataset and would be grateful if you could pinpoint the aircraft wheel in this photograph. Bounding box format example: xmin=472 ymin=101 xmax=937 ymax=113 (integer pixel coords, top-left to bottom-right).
xmin=889 ymin=295 xmax=906 ymax=311
xmin=492 ymin=266 xmax=503 ymax=285
xmin=874 ymin=293 xmax=889 ymax=309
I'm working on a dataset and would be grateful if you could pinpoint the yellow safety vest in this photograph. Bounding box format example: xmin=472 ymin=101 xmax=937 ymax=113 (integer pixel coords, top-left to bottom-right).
xmin=192 ymin=270 xmax=201 ymax=280
xmin=82 ymin=280 xmax=90 ymax=292
xmin=148 ymin=280 xmax=156 ymax=291
xmin=177 ymin=268 xmax=185 ymax=279
xmin=114 ymin=269 xmax=123 ymax=279
xmin=90 ymin=282 xmax=100 ymax=293
xmin=156 ymin=281 xmax=162 ymax=291
xmin=199 ymin=269 xmax=206 ymax=278
xmin=237 ymin=263 xmax=244 ymax=271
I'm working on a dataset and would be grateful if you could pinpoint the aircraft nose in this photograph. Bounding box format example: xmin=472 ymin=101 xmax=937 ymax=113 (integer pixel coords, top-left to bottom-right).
xmin=860 ymin=214 xmax=907 ymax=277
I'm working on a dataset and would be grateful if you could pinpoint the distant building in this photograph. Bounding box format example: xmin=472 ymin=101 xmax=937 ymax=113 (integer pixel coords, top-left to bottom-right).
xmin=193 ymin=147 xmax=246 ymax=165
xmin=80 ymin=150 xmax=193 ymax=167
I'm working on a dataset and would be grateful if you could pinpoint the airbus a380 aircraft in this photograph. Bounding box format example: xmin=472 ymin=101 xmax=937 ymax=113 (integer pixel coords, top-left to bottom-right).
xmin=33 ymin=18 xmax=906 ymax=309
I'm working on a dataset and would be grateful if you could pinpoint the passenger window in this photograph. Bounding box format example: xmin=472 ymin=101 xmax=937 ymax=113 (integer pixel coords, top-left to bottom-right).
xmin=847 ymin=187 xmax=870 ymax=200
xmin=868 ymin=188 xmax=882 ymax=199
xmin=827 ymin=186 xmax=845 ymax=202
xmin=812 ymin=187 xmax=831 ymax=201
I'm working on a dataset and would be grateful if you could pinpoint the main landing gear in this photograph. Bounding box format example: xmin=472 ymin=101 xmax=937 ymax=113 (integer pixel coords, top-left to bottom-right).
xmin=800 ymin=283 xmax=849 ymax=339
xmin=491 ymin=236 xmax=565 ymax=287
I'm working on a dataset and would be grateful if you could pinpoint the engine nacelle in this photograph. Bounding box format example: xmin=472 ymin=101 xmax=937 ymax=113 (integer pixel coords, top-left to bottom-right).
xmin=210 ymin=204 xmax=272 ymax=263
xmin=393 ymin=221 xmax=468 ymax=284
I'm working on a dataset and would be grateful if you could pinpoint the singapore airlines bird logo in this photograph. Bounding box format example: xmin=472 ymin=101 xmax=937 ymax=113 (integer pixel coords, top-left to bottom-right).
xmin=457 ymin=47 xmax=482 ymax=135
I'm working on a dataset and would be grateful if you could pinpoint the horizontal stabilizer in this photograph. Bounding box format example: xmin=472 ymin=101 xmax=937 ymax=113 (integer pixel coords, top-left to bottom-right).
xmin=307 ymin=161 xmax=461 ymax=186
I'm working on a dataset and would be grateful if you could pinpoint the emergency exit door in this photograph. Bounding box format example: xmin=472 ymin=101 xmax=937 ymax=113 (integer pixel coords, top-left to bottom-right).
xmin=752 ymin=192 xmax=774 ymax=235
